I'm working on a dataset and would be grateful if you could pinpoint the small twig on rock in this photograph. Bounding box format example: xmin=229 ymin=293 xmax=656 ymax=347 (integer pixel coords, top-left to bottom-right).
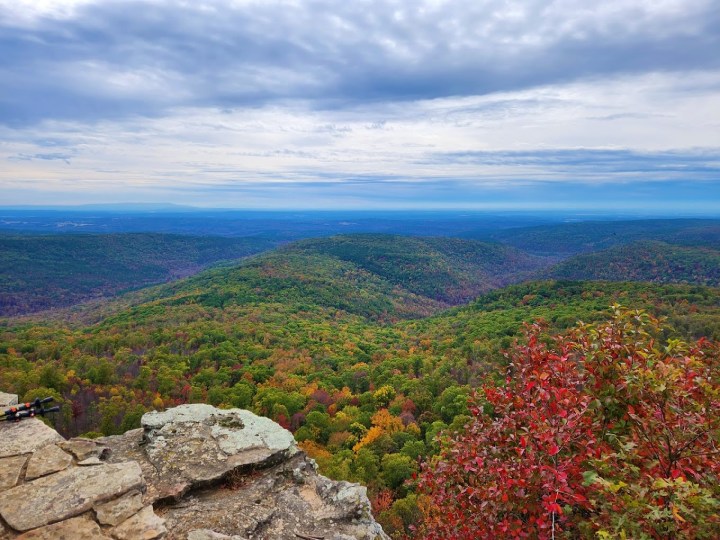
xmin=294 ymin=533 xmax=324 ymax=540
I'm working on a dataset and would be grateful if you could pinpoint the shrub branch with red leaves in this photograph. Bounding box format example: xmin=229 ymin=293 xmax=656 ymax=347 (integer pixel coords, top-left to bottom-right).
xmin=416 ymin=307 xmax=720 ymax=539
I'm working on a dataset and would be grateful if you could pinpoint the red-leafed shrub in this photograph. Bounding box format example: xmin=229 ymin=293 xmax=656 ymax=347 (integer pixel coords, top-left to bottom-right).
xmin=416 ymin=307 xmax=720 ymax=539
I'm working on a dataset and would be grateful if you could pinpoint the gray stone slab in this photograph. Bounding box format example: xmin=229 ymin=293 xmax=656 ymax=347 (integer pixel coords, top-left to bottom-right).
xmin=58 ymin=439 xmax=107 ymax=461
xmin=0 ymin=419 xmax=64 ymax=459
xmin=0 ymin=394 xmax=17 ymax=408
xmin=0 ymin=454 xmax=28 ymax=491
xmin=158 ymin=452 xmax=389 ymax=540
xmin=25 ymin=444 xmax=72 ymax=480
xmin=0 ymin=461 xmax=143 ymax=531
xmin=136 ymin=405 xmax=296 ymax=502
xmin=94 ymin=489 xmax=144 ymax=526
xmin=143 ymin=405 xmax=296 ymax=455
xmin=15 ymin=515 xmax=112 ymax=539
xmin=110 ymin=505 xmax=166 ymax=540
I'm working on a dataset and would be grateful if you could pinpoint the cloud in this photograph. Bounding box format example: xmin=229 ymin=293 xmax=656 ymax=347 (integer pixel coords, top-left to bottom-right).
xmin=428 ymin=149 xmax=720 ymax=181
xmin=2 ymin=71 xmax=719 ymax=194
xmin=0 ymin=1 xmax=718 ymax=210
xmin=1 ymin=0 xmax=719 ymax=123
xmin=9 ymin=152 xmax=73 ymax=164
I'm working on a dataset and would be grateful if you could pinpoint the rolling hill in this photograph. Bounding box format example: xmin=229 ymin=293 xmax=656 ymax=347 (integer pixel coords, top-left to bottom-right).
xmin=405 ymin=280 xmax=720 ymax=359
xmin=128 ymin=234 xmax=553 ymax=322
xmin=0 ymin=233 xmax=551 ymax=319
xmin=0 ymin=233 xmax=277 ymax=316
xmin=286 ymin=234 xmax=550 ymax=304
xmin=545 ymin=240 xmax=720 ymax=286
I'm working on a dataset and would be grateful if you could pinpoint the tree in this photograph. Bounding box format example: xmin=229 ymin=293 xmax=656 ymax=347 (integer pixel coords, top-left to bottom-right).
xmin=578 ymin=309 xmax=720 ymax=539
xmin=416 ymin=308 xmax=720 ymax=539
xmin=381 ymin=453 xmax=417 ymax=492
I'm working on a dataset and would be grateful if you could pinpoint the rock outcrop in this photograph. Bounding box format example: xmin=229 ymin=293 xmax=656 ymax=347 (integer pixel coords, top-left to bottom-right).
xmin=0 ymin=394 xmax=388 ymax=540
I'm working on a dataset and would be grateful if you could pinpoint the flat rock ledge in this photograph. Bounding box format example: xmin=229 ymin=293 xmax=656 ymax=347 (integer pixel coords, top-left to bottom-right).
xmin=101 ymin=404 xmax=299 ymax=504
xmin=0 ymin=392 xmax=166 ymax=540
xmin=1 ymin=397 xmax=388 ymax=540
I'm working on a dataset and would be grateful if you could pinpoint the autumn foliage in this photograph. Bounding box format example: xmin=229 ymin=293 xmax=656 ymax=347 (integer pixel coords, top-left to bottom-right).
xmin=416 ymin=307 xmax=720 ymax=539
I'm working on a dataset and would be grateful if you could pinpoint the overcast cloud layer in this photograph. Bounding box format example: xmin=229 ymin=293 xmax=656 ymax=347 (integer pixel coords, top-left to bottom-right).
xmin=2 ymin=0 xmax=719 ymax=210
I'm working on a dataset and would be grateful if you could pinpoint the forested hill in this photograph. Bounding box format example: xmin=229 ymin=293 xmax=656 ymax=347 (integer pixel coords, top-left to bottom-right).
xmin=0 ymin=233 xmax=276 ymax=316
xmin=283 ymin=235 xmax=550 ymax=305
xmin=406 ymin=280 xmax=720 ymax=349
xmin=132 ymin=234 xmax=553 ymax=322
xmin=74 ymin=234 xmax=720 ymax=323
xmin=545 ymin=240 xmax=720 ymax=286
xmin=483 ymin=218 xmax=720 ymax=255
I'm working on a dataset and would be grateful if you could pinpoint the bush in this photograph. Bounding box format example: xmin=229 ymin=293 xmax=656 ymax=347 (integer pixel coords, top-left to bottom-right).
xmin=417 ymin=307 xmax=720 ymax=539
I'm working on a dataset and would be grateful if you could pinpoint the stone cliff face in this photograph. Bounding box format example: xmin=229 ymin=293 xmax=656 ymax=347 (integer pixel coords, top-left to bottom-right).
xmin=0 ymin=393 xmax=388 ymax=540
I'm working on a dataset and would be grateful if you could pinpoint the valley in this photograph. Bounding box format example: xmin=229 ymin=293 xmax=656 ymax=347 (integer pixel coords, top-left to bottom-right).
xmin=1 ymin=217 xmax=719 ymax=537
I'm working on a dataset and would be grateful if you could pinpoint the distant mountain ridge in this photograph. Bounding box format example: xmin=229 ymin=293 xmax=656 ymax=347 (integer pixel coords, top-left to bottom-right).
xmin=484 ymin=218 xmax=720 ymax=255
xmin=38 ymin=234 xmax=720 ymax=333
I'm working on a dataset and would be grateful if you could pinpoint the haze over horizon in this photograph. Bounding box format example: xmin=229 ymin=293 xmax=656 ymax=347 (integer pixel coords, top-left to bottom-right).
xmin=1 ymin=0 xmax=719 ymax=211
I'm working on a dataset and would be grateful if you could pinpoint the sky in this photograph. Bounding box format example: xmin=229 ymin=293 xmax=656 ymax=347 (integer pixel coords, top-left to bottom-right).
xmin=1 ymin=0 xmax=719 ymax=211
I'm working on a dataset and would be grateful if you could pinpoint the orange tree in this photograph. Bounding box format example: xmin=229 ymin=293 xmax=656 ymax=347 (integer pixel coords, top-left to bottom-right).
xmin=416 ymin=307 xmax=720 ymax=539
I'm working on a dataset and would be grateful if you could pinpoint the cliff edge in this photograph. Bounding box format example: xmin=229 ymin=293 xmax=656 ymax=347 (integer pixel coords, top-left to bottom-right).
xmin=0 ymin=393 xmax=388 ymax=540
